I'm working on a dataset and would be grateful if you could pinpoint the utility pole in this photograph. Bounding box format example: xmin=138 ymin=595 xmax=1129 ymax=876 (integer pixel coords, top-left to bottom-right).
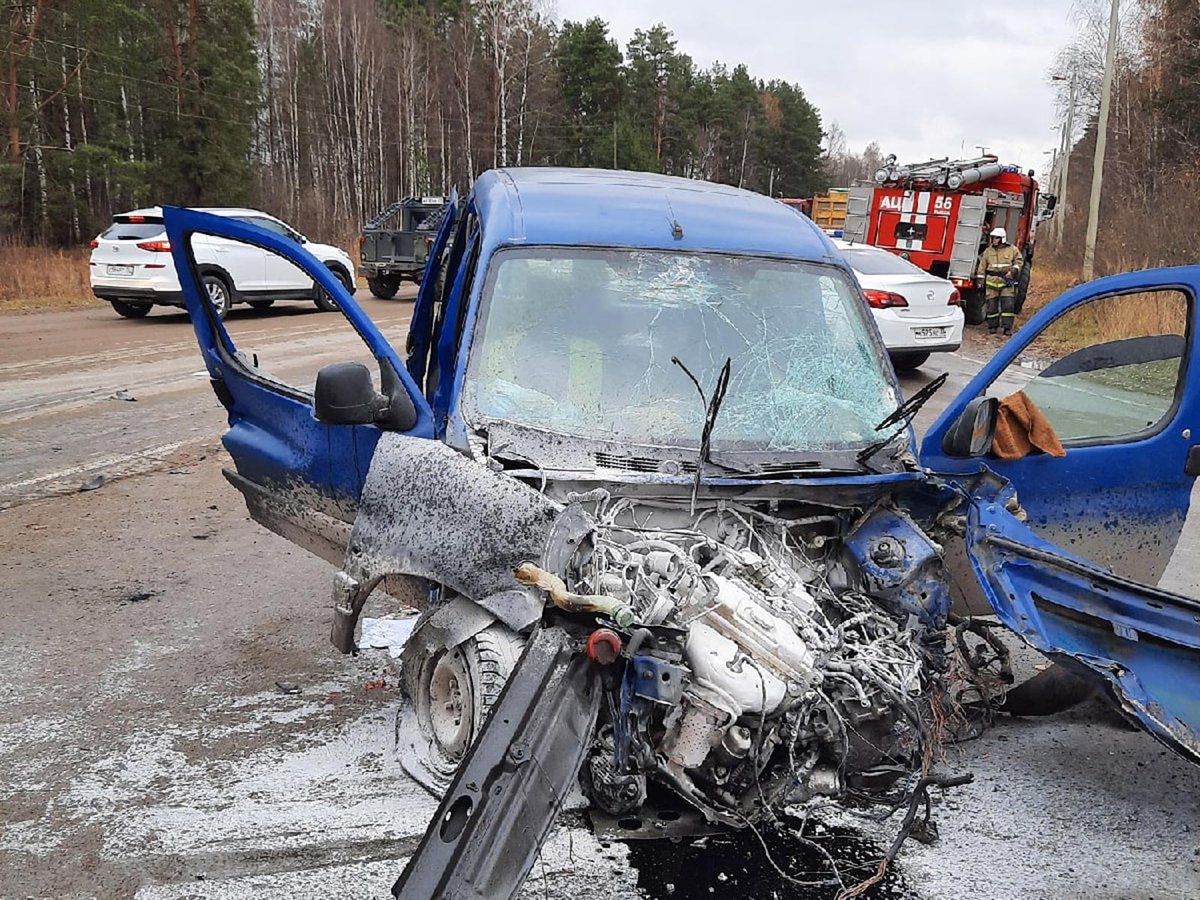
xmin=1051 ymin=69 xmax=1077 ymax=247
xmin=1083 ymin=0 xmax=1120 ymax=280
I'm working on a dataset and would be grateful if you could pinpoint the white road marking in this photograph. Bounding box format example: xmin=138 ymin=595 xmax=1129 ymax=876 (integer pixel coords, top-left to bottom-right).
xmin=0 ymin=438 xmax=200 ymax=492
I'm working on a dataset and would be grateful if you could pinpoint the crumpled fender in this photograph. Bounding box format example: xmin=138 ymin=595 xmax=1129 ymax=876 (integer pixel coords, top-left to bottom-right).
xmin=329 ymin=433 xmax=593 ymax=652
xmin=963 ymin=482 xmax=1200 ymax=765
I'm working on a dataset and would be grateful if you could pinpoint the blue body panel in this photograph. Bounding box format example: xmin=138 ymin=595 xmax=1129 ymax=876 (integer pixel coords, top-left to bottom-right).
xmin=920 ymin=266 xmax=1200 ymax=762
xmin=921 ymin=267 xmax=1200 ymax=584
xmin=965 ymin=484 xmax=1200 ymax=762
xmin=844 ymin=508 xmax=951 ymax=628
xmin=469 ymin=168 xmax=839 ymax=259
xmin=163 ymin=207 xmax=434 ymax=508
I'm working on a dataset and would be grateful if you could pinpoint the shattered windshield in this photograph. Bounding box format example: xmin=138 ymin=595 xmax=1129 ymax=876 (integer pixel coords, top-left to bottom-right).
xmin=463 ymin=247 xmax=898 ymax=453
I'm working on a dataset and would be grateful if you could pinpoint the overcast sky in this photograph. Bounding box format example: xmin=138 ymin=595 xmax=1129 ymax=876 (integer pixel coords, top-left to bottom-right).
xmin=554 ymin=0 xmax=1079 ymax=180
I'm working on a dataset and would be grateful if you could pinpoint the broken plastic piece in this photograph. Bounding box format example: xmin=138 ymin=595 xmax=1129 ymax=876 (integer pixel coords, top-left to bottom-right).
xmin=78 ymin=474 xmax=107 ymax=492
xmin=586 ymin=628 xmax=622 ymax=664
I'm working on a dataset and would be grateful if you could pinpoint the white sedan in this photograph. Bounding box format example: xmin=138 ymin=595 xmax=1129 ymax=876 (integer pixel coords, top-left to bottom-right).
xmin=833 ymin=239 xmax=964 ymax=371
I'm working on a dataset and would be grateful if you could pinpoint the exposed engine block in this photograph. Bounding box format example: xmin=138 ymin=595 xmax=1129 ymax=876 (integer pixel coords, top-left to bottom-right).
xmin=574 ymin=496 xmax=933 ymax=822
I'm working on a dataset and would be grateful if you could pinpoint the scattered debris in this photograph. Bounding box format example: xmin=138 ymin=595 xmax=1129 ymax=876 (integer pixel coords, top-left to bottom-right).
xmin=119 ymin=589 xmax=160 ymax=604
xmin=78 ymin=474 xmax=107 ymax=492
xmin=111 ymin=389 xmax=137 ymax=402
xmin=837 ymin=773 xmax=973 ymax=899
xmin=275 ymin=681 xmax=301 ymax=695
xmin=359 ymin=616 xmax=418 ymax=658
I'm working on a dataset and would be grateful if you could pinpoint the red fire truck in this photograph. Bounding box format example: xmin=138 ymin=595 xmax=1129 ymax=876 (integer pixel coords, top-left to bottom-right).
xmin=842 ymin=155 xmax=1055 ymax=325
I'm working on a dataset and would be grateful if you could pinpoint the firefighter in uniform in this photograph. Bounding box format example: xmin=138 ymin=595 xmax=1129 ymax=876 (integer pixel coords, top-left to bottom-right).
xmin=975 ymin=227 xmax=1023 ymax=335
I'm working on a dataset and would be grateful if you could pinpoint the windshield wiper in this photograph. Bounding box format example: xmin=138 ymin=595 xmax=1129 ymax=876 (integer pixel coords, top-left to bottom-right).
xmin=873 ymin=372 xmax=948 ymax=432
xmin=856 ymin=372 xmax=948 ymax=470
xmin=672 ymin=354 xmax=732 ymax=512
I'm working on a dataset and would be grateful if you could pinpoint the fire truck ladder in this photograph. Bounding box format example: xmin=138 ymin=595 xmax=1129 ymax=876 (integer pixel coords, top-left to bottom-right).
xmin=874 ymin=155 xmax=1003 ymax=189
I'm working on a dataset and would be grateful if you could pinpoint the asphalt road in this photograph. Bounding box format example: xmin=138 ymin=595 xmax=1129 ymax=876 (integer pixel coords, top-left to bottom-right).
xmin=0 ymin=290 xmax=417 ymax=510
xmin=1 ymin=296 xmax=1198 ymax=899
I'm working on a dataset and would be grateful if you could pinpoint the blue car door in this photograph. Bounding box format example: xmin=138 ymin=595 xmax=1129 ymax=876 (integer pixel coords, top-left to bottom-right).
xmin=164 ymin=207 xmax=435 ymax=563
xmin=406 ymin=189 xmax=459 ymax=389
xmin=923 ymin=266 xmax=1200 ymax=762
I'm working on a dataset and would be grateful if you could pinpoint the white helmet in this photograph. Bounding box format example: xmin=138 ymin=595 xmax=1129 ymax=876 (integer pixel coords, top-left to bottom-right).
xmin=989 ymin=227 xmax=1007 ymax=241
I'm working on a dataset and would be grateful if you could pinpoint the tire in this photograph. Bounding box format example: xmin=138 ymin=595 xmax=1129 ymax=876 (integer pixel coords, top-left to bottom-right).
xmin=201 ymin=273 xmax=232 ymax=320
xmin=367 ymin=275 xmax=401 ymax=299
xmin=111 ymin=300 xmax=151 ymax=319
xmin=247 ymin=299 xmax=275 ymax=311
xmin=315 ymin=266 xmax=353 ymax=311
xmin=397 ymin=621 xmax=527 ymax=795
xmin=1013 ymin=261 xmax=1032 ymax=315
xmin=998 ymin=663 xmax=1095 ymax=717
xmin=890 ymin=351 xmax=931 ymax=372
xmin=962 ymin=288 xmax=986 ymax=326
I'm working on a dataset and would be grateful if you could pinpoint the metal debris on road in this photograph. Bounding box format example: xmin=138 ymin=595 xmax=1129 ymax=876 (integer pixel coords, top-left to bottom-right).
xmin=119 ymin=589 xmax=159 ymax=604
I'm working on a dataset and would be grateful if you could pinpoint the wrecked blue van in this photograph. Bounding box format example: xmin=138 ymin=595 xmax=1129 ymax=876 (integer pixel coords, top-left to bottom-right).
xmin=164 ymin=168 xmax=1200 ymax=899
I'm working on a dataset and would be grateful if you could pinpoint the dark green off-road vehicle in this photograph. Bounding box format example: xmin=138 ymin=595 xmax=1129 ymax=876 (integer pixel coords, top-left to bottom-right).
xmin=358 ymin=197 xmax=448 ymax=298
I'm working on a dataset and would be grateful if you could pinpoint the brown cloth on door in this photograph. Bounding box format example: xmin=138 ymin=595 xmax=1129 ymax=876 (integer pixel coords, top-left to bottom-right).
xmin=991 ymin=391 xmax=1066 ymax=460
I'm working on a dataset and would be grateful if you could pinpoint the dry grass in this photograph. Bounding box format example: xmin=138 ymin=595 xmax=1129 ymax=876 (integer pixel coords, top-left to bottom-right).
xmin=0 ymin=231 xmax=363 ymax=314
xmin=1019 ymin=264 xmax=1186 ymax=361
xmin=0 ymin=241 xmax=95 ymax=312
xmin=1020 ymin=265 xmax=1079 ymax=319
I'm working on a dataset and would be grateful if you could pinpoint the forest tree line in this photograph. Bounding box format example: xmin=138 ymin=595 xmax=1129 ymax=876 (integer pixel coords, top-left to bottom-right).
xmin=1049 ymin=0 xmax=1200 ymax=271
xmin=1 ymin=0 xmax=828 ymax=246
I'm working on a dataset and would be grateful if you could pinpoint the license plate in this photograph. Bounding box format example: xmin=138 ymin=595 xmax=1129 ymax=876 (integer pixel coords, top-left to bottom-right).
xmin=912 ymin=326 xmax=947 ymax=339
xmin=106 ymin=264 xmax=134 ymax=276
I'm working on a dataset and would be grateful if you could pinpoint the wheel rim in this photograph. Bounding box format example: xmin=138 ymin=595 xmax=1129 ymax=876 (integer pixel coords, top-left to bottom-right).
xmin=206 ymin=279 xmax=229 ymax=314
xmin=426 ymin=649 xmax=473 ymax=761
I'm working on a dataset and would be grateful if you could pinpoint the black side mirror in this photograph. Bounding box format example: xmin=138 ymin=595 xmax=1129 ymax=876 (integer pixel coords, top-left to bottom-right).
xmin=1045 ymin=195 xmax=1058 ymax=211
xmin=314 ymin=360 xmax=418 ymax=431
xmin=942 ymin=396 xmax=999 ymax=457
xmin=315 ymin=362 xmax=386 ymax=425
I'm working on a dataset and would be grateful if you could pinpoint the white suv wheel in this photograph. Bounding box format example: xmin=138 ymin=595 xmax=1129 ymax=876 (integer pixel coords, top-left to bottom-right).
xmin=203 ymin=275 xmax=231 ymax=319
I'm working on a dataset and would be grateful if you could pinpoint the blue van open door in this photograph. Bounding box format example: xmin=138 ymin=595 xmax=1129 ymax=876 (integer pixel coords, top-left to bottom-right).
xmin=163 ymin=207 xmax=435 ymax=562
xmin=924 ymin=267 xmax=1200 ymax=762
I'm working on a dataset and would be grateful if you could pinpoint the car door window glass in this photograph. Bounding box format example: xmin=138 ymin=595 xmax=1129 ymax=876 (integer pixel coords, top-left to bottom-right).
xmin=186 ymin=232 xmax=380 ymax=394
xmin=988 ymin=289 xmax=1189 ymax=443
xmin=429 ymin=231 xmax=482 ymax=403
xmin=235 ymin=216 xmax=297 ymax=242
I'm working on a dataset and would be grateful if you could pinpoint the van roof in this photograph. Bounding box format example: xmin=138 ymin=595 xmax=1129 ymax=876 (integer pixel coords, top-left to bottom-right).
xmin=470 ymin=168 xmax=838 ymax=262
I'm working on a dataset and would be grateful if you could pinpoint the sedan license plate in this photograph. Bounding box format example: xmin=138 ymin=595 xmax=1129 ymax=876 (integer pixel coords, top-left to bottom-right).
xmin=106 ymin=264 xmax=134 ymax=276
xmin=912 ymin=326 xmax=947 ymax=339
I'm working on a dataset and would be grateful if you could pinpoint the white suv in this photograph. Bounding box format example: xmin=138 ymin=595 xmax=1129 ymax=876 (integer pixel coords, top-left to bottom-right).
xmin=89 ymin=207 xmax=357 ymax=320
